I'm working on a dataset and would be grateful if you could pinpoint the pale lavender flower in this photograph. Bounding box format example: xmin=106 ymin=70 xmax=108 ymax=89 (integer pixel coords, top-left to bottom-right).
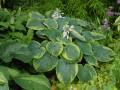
xmin=63 ymin=30 xmax=68 ymax=38
xmin=62 ymin=24 xmax=74 ymax=39
xmin=52 ymin=8 xmax=63 ymax=20
xmin=106 ymin=6 xmax=114 ymax=16
xmin=102 ymin=18 xmax=110 ymax=29
xmin=117 ymin=0 xmax=120 ymax=4
xmin=107 ymin=10 xmax=114 ymax=16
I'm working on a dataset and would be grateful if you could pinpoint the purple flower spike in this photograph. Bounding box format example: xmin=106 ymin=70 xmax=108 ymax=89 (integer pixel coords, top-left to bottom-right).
xmin=106 ymin=9 xmax=114 ymax=16
xmin=117 ymin=0 xmax=120 ymax=4
xmin=106 ymin=6 xmax=114 ymax=16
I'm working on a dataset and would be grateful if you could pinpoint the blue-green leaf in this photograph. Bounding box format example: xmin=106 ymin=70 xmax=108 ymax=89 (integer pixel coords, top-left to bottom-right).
xmin=62 ymin=43 xmax=81 ymax=62
xmin=76 ymin=40 xmax=93 ymax=55
xmin=82 ymin=31 xmax=105 ymax=41
xmin=92 ymin=45 xmax=115 ymax=62
xmin=27 ymin=18 xmax=45 ymax=30
xmin=29 ymin=12 xmax=45 ymax=19
xmin=84 ymin=55 xmax=98 ymax=66
xmin=33 ymin=53 xmax=58 ymax=72
xmin=15 ymin=75 xmax=51 ymax=90
xmin=46 ymin=42 xmax=63 ymax=56
xmin=43 ymin=18 xmax=58 ymax=29
xmin=77 ymin=64 xmax=97 ymax=82
xmin=56 ymin=59 xmax=78 ymax=84
xmin=28 ymin=40 xmax=46 ymax=59
xmin=0 ymin=40 xmax=21 ymax=62
xmin=71 ymin=30 xmax=86 ymax=42
xmin=36 ymin=29 xmax=61 ymax=41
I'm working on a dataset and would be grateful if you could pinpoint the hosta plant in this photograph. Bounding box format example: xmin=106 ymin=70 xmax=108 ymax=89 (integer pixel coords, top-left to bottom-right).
xmin=0 ymin=9 xmax=114 ymax=89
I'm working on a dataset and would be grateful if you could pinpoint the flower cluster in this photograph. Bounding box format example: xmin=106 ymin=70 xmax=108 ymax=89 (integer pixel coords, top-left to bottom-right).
xmin=106 ymin=6 xmax=114 ymax=16
xmin=102 ymin=0 xmax=120 ymax=30
xmin=62 ymin=24 xmax=74 ymax=39
xmin=102 ymin=18 xmax=110 ymax=29
xmin=52 ymin=8 xmax=63 ymax=20
xmin=117 ymin=0 xmax=120 ymax=4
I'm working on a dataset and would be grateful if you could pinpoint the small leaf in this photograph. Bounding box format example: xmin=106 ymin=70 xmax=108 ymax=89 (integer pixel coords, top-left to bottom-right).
xmin=76 ymin=40 xmax=93 ymax=55
xmin=43 ymin=18 xmax=58 ymax=29
xmin=0 ymin=72 xmax=6 ymax=85
xmin=56 ymin=59 xmax=78 ymax=84
xmin=25 ymin=29 xmax=34 ymax=43
xmin=115 ymin=16 xmax=120 ymax=25
xmin=117 ymin=25 xmax=120 ymax=31
xmin=33 ymin=53 xmax=58 ymax=72
xmin=62 ymin=43 xmax=81 ymax=62
xmin=77 ymin=64 xmax=97 ymax=82
xmin=92 ymin=45 xmax=114 ymax=62
xmin=27 ymin=18 xmax=45 ymax=30
xmin=14 ymin=23 xmax=26 ymax=31
xmin=15 ymin=75 xmax=51 ymax=90
xmin=46 ymin=42 xmax=63 ymax=56
xmin=0 ymin=22 xmax=9 ymax=28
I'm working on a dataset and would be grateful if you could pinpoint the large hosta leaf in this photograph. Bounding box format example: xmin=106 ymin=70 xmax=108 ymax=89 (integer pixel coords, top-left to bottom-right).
xmin=92 ymin=45 xmax=114 ymax=62
xmin=71 ymin=30 xmax=86 ymax=42
xmin=0 ymin=66 xmax=20 ymax=80
xmin=77 ymin=64 xmax=97 ymax=82
xmin=0 ymin=72 xmax=9 ymax=90
xmin=36 ymin=29 xmax=61 ymax=41
xmin=15 ymin=75 xmax=51 ymax=90
xmin=14 ymin=46 xmax=33 ymax=63
xmin=70 ymin=18 xmax=90 ymax=27
xmin=62 ymin=43 xmax=81 ymax=62
xmin=43 ymin=18 xmax=58 ymax=29
xmin=41 ymin=40 xmax=49 ymax=47
xmin=33 ymin=53 xmax=58 ymax=72
xmin=76 ymin=40 xmax=93 ymax=55
xmin=29 ymin=12 xmax=45 ymax=19
xmin=57 ymin=17 xmax=69 ymax=30
xmin=56 ymin=59 xmax=78 ymax=84
xmin=46 ymin=42 xmax=63 ymax=56
xmin=84 ymin=55 xmax=98 ymax=66
xmin=82 ymin=31 xmax=105 ymax=41
xmin=0 ymin=40 xmax=21 ymax=62
xmin=27 ymin=18 xmax=45 ymax=30
xmin=74 ymin=26 xmax=83 ymax=33
xmin=28 ymin=40 xmax=46 ymax=59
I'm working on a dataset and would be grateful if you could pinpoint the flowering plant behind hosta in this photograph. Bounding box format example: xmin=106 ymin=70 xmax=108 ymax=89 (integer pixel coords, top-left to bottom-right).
xmin=0 ymin=9 xmax=115 ymax=90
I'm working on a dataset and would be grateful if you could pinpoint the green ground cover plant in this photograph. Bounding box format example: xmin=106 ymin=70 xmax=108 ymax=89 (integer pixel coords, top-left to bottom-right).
xmin=0 ymin=8 xmax=115 ymax=90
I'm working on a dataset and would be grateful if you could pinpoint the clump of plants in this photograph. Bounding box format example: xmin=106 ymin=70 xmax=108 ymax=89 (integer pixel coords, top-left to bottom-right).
xmin=0 ymin=8 xmax=115 ymax=90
